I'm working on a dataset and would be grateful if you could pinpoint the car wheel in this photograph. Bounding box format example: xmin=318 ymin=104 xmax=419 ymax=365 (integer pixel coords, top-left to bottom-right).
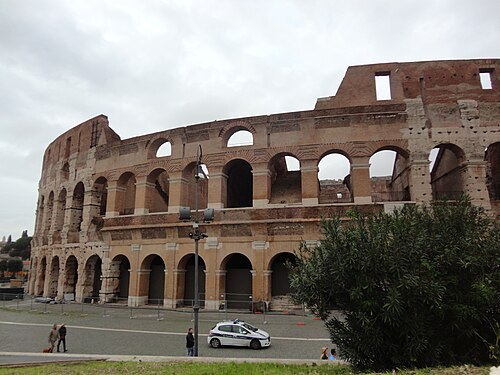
xmin=250 ymin=339 xmax=261 ymax=350
xmin=210 ymin=338 xmax=221 ymax=348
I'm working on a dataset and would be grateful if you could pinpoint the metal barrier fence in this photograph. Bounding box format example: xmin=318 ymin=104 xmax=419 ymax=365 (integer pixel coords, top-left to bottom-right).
xmin=0 ymin=292 xmax=308 ymax=324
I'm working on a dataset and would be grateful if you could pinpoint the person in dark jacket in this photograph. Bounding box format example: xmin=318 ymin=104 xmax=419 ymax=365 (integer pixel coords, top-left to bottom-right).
xmin=186 ymin=327 xmax=194 ymax=356
xmin=57 ymin=323 xmax=67 ymax=352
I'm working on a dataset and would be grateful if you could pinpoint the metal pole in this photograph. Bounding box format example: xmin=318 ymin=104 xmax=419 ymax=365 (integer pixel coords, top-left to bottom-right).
xmin=193 ymin=144 xmax=201 ymax=357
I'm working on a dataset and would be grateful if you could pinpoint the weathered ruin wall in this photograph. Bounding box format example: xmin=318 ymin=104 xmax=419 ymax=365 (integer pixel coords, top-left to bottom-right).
xmin=30 ymin=59 xmax=500 ymax=308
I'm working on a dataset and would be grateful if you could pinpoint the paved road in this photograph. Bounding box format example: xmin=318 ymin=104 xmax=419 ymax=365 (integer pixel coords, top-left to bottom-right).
xmin=0 ymin=302 xmax=332 ymax=363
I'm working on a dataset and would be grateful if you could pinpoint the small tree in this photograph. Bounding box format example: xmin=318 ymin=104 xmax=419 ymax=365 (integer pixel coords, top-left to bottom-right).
xmin=290 ymin=198 xmax=500 ymax=370
xmin=7 ymin=258 xmax=23 ymax=278
xmin=0 ymin=259 xmax=7 ymax=278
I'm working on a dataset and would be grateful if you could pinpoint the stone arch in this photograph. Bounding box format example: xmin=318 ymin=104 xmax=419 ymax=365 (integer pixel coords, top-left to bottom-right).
xmin=430 ymin=143 xmax=466 ymax=200
xmin=93 ymin=176 xmax=108 ymax=217
xmin=369 ymin=146 xmax=411 ymax=202
xmin=47 ymin=256 xmax=60 ymax=298
xmin=81 ymin=254 xmax=102 ymax=302
xmin=52 ymin=189 xmax=67 ymax=244
xmin=111 ymin=254 xmax=131 ymax=301
xmin=36 ymin=195 xmax=45 ymax=235
xmin=35 ymin=256 xmax=47 ymax=296
xmin=181 ymin=162 xmax=208 ymax=210
xmin=485 ymin=142 xmax=500 ymax=200
xmin=147 ymin=137 xmax=173 ymax=159
xmin=117 ymin=172 xmax=137 ymax=215
xmin=318 ymin=150 xmax=352 ymax=203
xmin=176 ymin=254 xmax=206 ymax=307
xmin=220 ymin=253 xmax=253 ymax=309
xmin=68 ymin=182 xmax=84 ymax=243
xmin=44 ymin=191 xmax=55 ymax=235
xmin=63 ymin=255 xmax=78 ymax=300
xmin=140 ymin=254 xmax=165 ymax=305
xmin=61 ymin=162 xmax=70 ymax=181
xmin=223 ymin=159 xmax=253 ymax=208
xmin=267 ymin=252 xmax=297 ymax=296
xmin=219 ymin=121 xmax=256 ymax=146
xmin=268 ymin=152 xmax=302 ymax=204
xmin=146 ymin=168 xmax=170 ymax=213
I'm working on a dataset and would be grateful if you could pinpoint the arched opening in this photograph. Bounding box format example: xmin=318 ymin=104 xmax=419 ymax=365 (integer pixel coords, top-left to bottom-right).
xmin=269 ymin=154 xmax=302 ymax=204
xmin=45 ymin=192 xmax=54 ymax=235
xmin=61 ymin=162 xmax=70 ymax=181
xmin=113 ymin=255 xmax=130 ymax=301
xmin=269 ymin=252 xmax=298 ymax=311
xmin=147 ymin=168 xmax=169 ymax=213
xmin=430 ymin=144 xmax=466 ymax=200
xmin=223 ymin=253 xmax=253 ymax=309
xmin=486 ymin=142 xmax=500 ymax=200
xmin=156 ymin=141 xmax=172 ymax=157
xmin=182 ymin=163 xmax=208 ymax=210
xmin=118 ymin=172 xmax=136 ymax=215
xmin=82 ymin=255 xmax=102 ymax=302
xmin=52 ymin=189 xmax=67 ymax=244
xmin=63 ymin=255 xmax=78 ymax=301
xmin=36 ymin=257 xmax=47 ymax=296
xmin=36 ymin=196 xmax=45 ymax=236
xmin=93 ymin=177 xmax=108 ymax=216
xmin=318 ymin=153 xmax=351 ymax=203
xmin=68 ymin=182 xmax=84 ymax=243
xmin=47 ymin=256 xmax=60 ymax=298
xmin=224 ymin=159 xmax=253 ymax=208
xmin=141 ymin=255 xmax=165 ymax=305
xmin=180 ymin=255 xmax=206 ymax=308
xmin=227 ymin=130 xmax=253 ymax=147
xmin=370 ymin=149 xmax=411 ymax=202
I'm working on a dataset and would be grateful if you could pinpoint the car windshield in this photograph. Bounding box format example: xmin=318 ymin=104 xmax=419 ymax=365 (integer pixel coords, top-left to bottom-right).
xmin=241 ymin=322 xmax=258 ymax=332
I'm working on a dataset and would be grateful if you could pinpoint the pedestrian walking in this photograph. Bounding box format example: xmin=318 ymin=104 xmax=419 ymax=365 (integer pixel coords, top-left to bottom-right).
xmin=48 ymin=323 xmax=59 ymax=352
xmin=186 ymin=327 xmax=194 ymax=356
xmin=328 ymin=348 xmax=336 ymax=360
xmin=57 ymin=323 xmax=67 ymax=352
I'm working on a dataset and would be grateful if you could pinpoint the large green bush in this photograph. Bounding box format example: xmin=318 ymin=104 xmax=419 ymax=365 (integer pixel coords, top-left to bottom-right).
xmin=289 ymin=198 xmax=500 ymax=370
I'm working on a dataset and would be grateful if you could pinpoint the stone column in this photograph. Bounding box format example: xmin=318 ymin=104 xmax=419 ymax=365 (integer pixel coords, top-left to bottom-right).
xmin=214 ymin=270 xmax=227 ymax=311
xmin=408 ymin=156 xmax=432 ymax=203
xmin=208 ymin=169 xmax=227 ymax=209
xmin=172 ymin=269 xmax=186 ymax=308
xmin=464 ymin=158 xmax=491 ymax=209
xmin=105 ymin=180 xmax=125 ymax=217
xmin=351 ymin=157 xmax=372 ymax=204
xmin=75 ymin=261 xmax=86 ymax=303
xmin=99 ymin=260 xmax=121 ymax=303
xmin=262 ymin=270 xmax=272 ymax=303
xmin=301 ymin=160 xmax=319 ymax=205
xmin=134 ymin=176 xmax=154 ymax=215
xmin=128 ymin=269 xmax=150 ymax=307
xmin=252 ymin=164 xmax=271 ymax=207
xmin=168 ymin=172 xmax=188 ymax=213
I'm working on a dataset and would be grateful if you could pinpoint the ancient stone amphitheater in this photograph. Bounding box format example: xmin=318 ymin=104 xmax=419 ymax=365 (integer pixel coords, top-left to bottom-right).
xmin=29 ymin=59 xmax=500 ymax=311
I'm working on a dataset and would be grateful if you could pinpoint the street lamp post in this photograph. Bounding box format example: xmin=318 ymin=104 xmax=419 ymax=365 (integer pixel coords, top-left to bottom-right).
xmin=179 ymin=145 xmax=213 ymax=357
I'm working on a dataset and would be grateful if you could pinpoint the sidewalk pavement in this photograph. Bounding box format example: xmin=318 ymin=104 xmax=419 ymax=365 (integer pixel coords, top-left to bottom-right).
xmin=0 ymin=351 xmax=344 ymax=367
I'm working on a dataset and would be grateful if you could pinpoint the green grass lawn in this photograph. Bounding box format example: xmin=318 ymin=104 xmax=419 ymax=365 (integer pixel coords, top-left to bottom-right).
xmin=0 ymin=361 xmax=492 ymax=375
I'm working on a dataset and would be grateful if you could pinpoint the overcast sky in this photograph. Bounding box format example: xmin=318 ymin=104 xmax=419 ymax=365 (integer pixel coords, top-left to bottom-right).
xmin=1 ymin=0 xmax=499 ymax=239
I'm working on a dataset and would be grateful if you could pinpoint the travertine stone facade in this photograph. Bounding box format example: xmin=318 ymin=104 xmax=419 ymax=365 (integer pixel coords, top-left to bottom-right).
xmin=29 ymin=59 xmax=500 ymax=310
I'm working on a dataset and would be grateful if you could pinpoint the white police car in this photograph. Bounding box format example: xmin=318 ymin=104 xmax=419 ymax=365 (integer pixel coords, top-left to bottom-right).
xmin=207 ymin=319 xmax=271 ymax=349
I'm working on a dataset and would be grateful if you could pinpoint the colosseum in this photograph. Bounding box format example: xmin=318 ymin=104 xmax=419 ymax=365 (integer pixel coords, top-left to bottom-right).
xmin=28 ymin=59 xmax=500 ymax=311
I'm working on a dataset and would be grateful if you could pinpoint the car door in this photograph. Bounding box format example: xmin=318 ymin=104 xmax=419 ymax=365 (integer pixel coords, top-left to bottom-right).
xmin=218 ymin=324 xmax=236 ymax=346
xmin=232 ymin=325 xmax=251 ymax=347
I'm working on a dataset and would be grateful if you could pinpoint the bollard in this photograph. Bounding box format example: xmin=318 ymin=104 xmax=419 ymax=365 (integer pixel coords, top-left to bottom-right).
xmin=16 ymin=295 xmax=19 ymax=310
xmin=30 ymin=296 xmax=33 ymax=311
xmin=157 ymin=301 xmax=163 ymax=321
xmin=263 ymin=301 xmax=267 ymax=325
xmin=224 ymin=300 xmax=228 ymax=321
xmin=44 ymin=301 xmax=48 ymax=314
xmin=129 ymin=306 xmax=135 ymax=319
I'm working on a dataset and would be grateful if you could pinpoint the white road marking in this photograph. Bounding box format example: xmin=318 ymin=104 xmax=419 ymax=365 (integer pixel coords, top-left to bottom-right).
xmin=0 ymin=321 xmax=330 ymax=341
